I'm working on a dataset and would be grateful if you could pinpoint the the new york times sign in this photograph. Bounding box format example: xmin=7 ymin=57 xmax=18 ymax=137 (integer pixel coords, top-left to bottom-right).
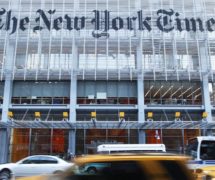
xmin=1 ymin=8 xmax=215 ymax=37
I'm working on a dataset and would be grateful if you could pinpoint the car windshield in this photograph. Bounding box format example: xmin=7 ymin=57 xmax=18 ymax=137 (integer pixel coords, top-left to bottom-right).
xmin=200 ymin=140 xmax=215 ymax=160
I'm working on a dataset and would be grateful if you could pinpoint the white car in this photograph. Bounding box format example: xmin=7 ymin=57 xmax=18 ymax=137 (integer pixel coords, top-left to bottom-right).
xmin=0 ymin=155 xmax=73 ymax=179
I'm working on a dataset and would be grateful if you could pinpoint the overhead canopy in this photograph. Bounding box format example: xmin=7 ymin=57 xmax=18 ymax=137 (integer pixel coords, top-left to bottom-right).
xmin=0 ymin=121 xmax=213 ymax=130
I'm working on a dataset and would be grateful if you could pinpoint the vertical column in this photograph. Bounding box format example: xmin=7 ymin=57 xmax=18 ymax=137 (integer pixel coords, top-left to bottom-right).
xmin=0 ymin=129 xmax=10 ymax=163
xmin=28 ymin=128 xmax=32 ymax=156
xmin=202 ymin=75 xmax=212 ymax=122
xmin=2 ymin=44 xmax=14 ymax=122
xmin=200 ymin=44 xmax=210 ymax=75
xmin=69 ymin=45 xmax=78 ymax=122
xmin=200 ymin=41 xmax=212 ymax=122
xmin=136 ymin=41 xmax=145 ymax=123
xmin=138 ymin=79 xmax=145 ymax=122
xmin=68 ymin=130 xmax=76 ymax=155
xmin=69 ymin=28 xmax=78 ymax=153
xmin=2 ymin=78 xmax=13 ymax=122
xmin=0 ymin=43 xmax=15 ymax=163
xmin=69 ymin=0 xmax=79 ymax=123
xmin=1 ymin=79 xmax=12 ymax=161
xmin=138 ymin=130 xmax=146 ymax=144
xmin=69 ymin=79 xmax=77 ymax=122
xmin=136 ymin=39 xmax=146 ymax=143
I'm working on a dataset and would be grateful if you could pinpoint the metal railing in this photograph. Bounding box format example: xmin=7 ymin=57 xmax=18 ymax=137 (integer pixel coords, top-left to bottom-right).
xmin=145 ymin=98 xmax=202 ymax=105
xmin=77 ymin=97 xmax=137 ymax=105
xmin=11 ymin=97 xmax=70 ymax=105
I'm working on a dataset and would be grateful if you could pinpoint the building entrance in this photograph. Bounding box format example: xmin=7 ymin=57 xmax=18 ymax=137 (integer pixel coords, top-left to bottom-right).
xmin=76 ymin=129 xmax=138 ymax=155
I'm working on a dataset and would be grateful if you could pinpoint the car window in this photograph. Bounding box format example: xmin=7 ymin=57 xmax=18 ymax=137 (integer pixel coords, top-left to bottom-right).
xmin=141 ymin=160 xmax=194 ymax=180
xmin=61 ymin=160 xmax=194 ymax=180
xmin=108 ymin=161 xmax=147 ymax=179
xmin=40 ymin=156 xmax=58 ymax=164
xmin=21 ymin=157 xmax=41 ymax=164
xmin=64 ymin=161 xmax=148 ymax=180
xmin=79 ymin=162 xmax=109 ymax=174
xmin=185 ymin=138 xmax=198 ymax=159
xmin=200 ymin=140 xmax=215 ymax=160
xmin=159 ymin=160 xmax=192 ymax=180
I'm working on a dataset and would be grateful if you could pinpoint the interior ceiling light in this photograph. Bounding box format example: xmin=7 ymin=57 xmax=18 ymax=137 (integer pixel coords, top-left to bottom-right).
xmin=153 ymin=85 xmax=163 ymax=97
xmin=194 ymin=93 xmax=202 ymax=99
xmin=161 ymin=85 xmax=174 ymax=98
xmin=178 ymin=87 xmax=192 ymax=97
xmin=187 ymin=87 xmax=201 ymax=98
xmin=145 ymin=85 xmax=154 ymax=97
xmin=171 ymin=86 xmax=183 ymax=97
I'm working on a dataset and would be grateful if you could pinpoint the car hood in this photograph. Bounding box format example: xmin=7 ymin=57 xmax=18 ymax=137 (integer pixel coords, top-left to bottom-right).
xmin=201 ymin=166 xmax=215 ymax=171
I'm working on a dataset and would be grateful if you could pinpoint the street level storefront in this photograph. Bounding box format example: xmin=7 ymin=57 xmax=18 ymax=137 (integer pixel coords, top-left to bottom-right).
xmin=9 ymin=127 xmax=200 ymax=162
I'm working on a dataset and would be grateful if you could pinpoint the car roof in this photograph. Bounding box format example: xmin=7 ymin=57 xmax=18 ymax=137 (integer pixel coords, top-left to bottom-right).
xmin=197 ymin=136 xmax=215 ymax=140
xmin=188 ymin=136 xmax=215 ymax=141
xmin=74 ymin=153 xmax=190 ymax=164
xmin=25 ymin=155 xmax=60 ymax=159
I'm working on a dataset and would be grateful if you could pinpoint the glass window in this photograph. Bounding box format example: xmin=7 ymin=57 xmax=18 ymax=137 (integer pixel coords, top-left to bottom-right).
xmin=185 ymin=138 xmax=198 ymax=159
xmin=11 ymin=129 xmax=29 ymax=162
xmin=79 ymin=54 xmax=135 ymax=70
xmin=22 ymin=157 xmax=41 ymax=164
xmin=200 ymin=141 xmax=215 ymax=160
xmin=144 ymin=81 xmax=202 ymax=105
xmin=62 ymin=160 xmax=192 ymax=180
xmin=159 ymin=161 xmax=191 ymax=180
xmin=31 ymin=129 xmax=51 ymax=155
xmin=77 ymin=161 xmax=146 ymax=177
xmin=40 ymin=157 xmax=58 ymax=164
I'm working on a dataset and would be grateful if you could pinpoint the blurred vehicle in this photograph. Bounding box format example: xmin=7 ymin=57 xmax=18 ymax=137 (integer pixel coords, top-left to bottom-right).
xmin=0 ymin=155 xmax=72 ymax=180
xmin=17 ymin=153 xmax=195 ymax=180
xmin=97 ymin=144 xmax=166 ymax=154
xmin=186 ymin=136 xmax=215 ymax=167
xmin=191 ymin=166 xmax=215 ymax=180
xmin=185 ymin=136 xmax=215 ymax=179
xmin=201 ymin=166 xmax=215 ymax=180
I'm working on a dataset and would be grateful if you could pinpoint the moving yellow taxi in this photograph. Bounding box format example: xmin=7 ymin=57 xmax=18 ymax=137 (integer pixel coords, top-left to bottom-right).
xmin=193 ymin=166 xmax=215 ymax=180
xmin=17 ymin=153 xmax=195 ymax=180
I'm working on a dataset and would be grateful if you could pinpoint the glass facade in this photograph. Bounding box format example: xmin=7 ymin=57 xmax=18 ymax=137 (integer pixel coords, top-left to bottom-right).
xmin=0 ymin=0 xmax=213 ymax=80
xmin=76 ymin=129 xmax=138 ymax=154
xmin=0 ymin=0 xmax=214 ymax=162
xmin=10 ymin=129 xmax=69 ymax=162
xmin=10 ymin=128 xmax=200 ymax=161
xmin=145 ymin=81 xmax=202 ymax=105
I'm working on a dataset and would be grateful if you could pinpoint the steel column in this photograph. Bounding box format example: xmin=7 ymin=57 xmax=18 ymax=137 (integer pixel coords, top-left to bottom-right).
xmin=138 ymin=129 xmax=146 ymax=144
xmin=68 ymin=129 xmax=76 ymax=155
xmin=2 ymin=44 xmax=15 ymax=122
xmin=202 ymin=75 xmax=212 ymax=122
xmin=69 ymin=45 xmax=78 ymax=122
xmin=136 ymin=41 xmax=145 ymax=123
xmin=0 ymin=129 xmax=10 ymax=163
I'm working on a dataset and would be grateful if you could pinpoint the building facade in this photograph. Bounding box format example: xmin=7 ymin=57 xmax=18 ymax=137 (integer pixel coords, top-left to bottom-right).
xmin=0 ymin=0 xmax=215 ymax=162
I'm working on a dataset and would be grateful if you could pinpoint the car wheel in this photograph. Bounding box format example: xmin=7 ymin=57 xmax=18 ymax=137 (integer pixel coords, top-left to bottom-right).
xmin=0 ymin=170 xmax=11 ymax=180
xmin=87 ymin=167 xmax=97 ymax=174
